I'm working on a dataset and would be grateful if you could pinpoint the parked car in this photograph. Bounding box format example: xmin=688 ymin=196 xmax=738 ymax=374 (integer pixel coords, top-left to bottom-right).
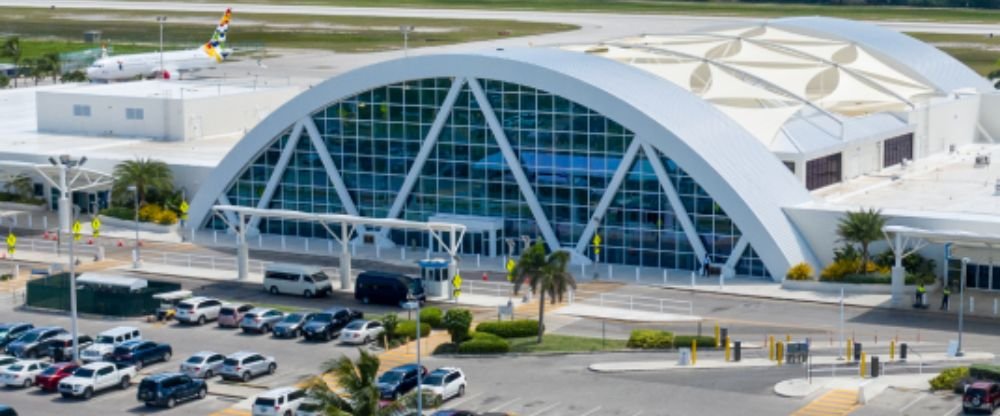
xmin=378 ymin=363 xmax=427 ymax=401
xmin=111 ymin=340 xmax=172 ymax=371
xmin=5 ymin=327 xmax=67 ymax=358
xmin=180 ymin=351 xmax=226 ymax=379
xmin=47 ymin=334 xmax=94 ymax=362
xmin=0 ymin=323 xmax=33 ymax=351
xmin=252 ymin=386 xmax=306 ymax=416
xmin=174 ymin=297 xmax=224 ymax=325
xmin=220 ymin=352 xmax=276 ymax=382
xmin=218 ymin=303 xmax=255 ymax=328
xmin=430 ymin=412 xmax=478 ymax=416
xmin=263 ymin=264 xmax=333 ymax=298
xmin=58 ymin=362 xmax=136 ymax=400
xmin=81 ymin=326 xmax=141 ymax=363
xmin=137 ymin=372 xmax=207 ymax=408
xmin=34 ymin=362 xmax=79 ymax=392
xmin=0 ymin=356 xmax=18 ymax=371
xmin=355 ymin=271 xmax=425 ymax=306
xmin=295 ymin=399 xmax=323 ymax=416
xmin=0 ymin=405 xmax=15 ymax=416
xmin=1 ymin=360 xmax=49 ymax=388
xmin=964 ymin=381 xmax=1000 ymax=414
xmin=272 ymin=312 xmax=316 ymax=339
xmin=339 ymin=320 xmax=384 ymax=345
xmin=421 ymin=367 xmax=467 ymax=402
xmin=302 ymin=308 xmax=363 ymax=341
xmin=240 ymin=308 xmax=285 ymax=334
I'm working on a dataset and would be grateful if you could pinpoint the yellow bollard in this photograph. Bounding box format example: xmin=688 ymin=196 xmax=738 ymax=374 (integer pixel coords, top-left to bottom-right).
xmin=725 ymin=336 xmax=731 ymax=362
xmin=786 ymin=334 xmax=791 ymax=343
xmin=846 ymin=338 xmax=853 ymax=361
xmin=691 ymin=339 xmax=698 ymax=365
xmin=715 ymin=324 xmax=720 ymax=348
xmin=776 ymin=342 xmax=783 ymax=366
xmin=769 ymin=335 xmax=775 ymax=361
xmin=860 ymin=352 xmax=867 ymax=378
xmin=890 ymin=340 xmax=895 ymax=362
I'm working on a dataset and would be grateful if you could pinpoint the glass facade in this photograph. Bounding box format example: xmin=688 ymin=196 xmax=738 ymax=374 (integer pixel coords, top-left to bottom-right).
xmin=208 ymin=77 xmax=770 ymax=278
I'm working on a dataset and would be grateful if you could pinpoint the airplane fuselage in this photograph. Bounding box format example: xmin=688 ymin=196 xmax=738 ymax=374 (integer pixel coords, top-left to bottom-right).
xmin=85 ymin=48 xmax=221 ymax=81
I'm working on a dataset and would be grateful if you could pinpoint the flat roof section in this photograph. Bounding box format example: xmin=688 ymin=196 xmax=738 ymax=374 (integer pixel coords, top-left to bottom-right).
xmin=46 ymin=79 xmax=283 ymax=100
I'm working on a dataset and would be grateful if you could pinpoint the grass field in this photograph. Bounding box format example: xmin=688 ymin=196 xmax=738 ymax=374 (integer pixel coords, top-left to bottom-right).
xmin=0 ymin=6 xmax=574 ymax=60
xmin=508 ymin=334 xmax=628 ymax=353
xmin=908 ymin=32 xmax=1000 ymax=75
xmin=158 ymin=0 xmax=1000 ymax=24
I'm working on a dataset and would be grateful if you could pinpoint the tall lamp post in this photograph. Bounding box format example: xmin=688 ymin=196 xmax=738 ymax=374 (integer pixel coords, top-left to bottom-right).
xmin=48 ymin=154 xmax=87 ymax=363
xmin=156 ymin=16 xmax=167 ymax=77
xmin=957 ymin=257 xmax=969 ymax=357
xmin=399 ymin=25 xmax=414 ymax=57
xmin=128 ymin=185 xmax=141 ymax=268
xmin=403 ymin=294 xmax=422 ymax=414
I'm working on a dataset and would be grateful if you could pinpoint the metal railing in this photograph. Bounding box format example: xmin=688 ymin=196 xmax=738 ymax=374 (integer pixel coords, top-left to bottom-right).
xmin=461 ymin=279 xmax=515 ymax=298
xmin=573 ymin=290 xmax=694 ymax=315
xmin=141 ymin=250 xmax=269 ymax=276
xmin=11 ymin=237 xmax=101 ymax=258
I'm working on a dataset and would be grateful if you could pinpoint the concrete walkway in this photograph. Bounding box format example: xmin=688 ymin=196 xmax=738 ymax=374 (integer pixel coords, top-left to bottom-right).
xmin=775 ymin=374 xmax=936 ymax=399
xmin=553 ymin=303 xmax=702 ymax=323
xmin=588 ymin=351 xmax=994 ymax=373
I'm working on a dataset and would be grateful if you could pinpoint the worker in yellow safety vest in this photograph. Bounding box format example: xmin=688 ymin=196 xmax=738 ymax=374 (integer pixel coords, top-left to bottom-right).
xmin=916 ymin=282 xmax=927 ymax=306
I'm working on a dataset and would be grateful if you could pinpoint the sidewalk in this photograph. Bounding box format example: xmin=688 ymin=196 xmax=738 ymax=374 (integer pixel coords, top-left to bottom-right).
xmin=588 ymin=351 xmax=995 ymax=373
xmin=775 ymin=374 xmax=936 ymax=399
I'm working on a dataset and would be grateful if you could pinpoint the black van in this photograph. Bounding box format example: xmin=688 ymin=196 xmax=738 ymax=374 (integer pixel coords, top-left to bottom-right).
xmin=354 ymin=271 xmax=425 ymax=307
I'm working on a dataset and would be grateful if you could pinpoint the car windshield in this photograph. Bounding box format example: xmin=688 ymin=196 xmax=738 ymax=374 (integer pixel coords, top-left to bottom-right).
xmin=223 ymin=358 xmax=239 ymax=366
xmin=17 ymin=332 xmax=40 ymax=343
xmin=40 ymin=366 xmax=60 ymax=376
xmin=422 ymin=374 xmax=445 ymax=385
xmin=0 ymin=330 xmax=7 ymax=338
xmin=220 ymin=308 xmax=235 ymax=315
xmin=95 ymin=335 xmax=115 ymax=344
xmin=243 ymin=313 xmax=258 ymax=319
xmin=186 ymin=356 xmax=205 ymax=364
xmin=74 ymin=368 xmax=94 ymax=378
xmin=345 ymin=321 xmax=365 ymax=330
xmin=379 ymin=371 xmax=404 ymax=383
xmin=113 ymin=346 xmax=132 ymax=355
xmin=282 ymin=314 xmax=303 ymax=323
xmin=312 ymin=272 xmax=329 ymax=282
xmin=311 ymin=313 xmax=333 ymax=323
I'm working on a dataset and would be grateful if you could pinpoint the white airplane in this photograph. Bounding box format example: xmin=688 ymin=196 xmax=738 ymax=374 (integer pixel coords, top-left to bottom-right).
xmin=86 ymin=8 xmax=232 ymax=81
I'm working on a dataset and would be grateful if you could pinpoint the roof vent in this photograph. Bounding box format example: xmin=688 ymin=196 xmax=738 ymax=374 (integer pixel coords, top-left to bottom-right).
xmin=975 ymin=154 xmax=991 ymax=168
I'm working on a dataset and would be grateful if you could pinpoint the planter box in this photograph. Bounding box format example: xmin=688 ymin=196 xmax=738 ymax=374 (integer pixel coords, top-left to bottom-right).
xmin=0 ymin=201 xmax=47 ymax=212
xmin=97 ymin=215 xmax=178 ymax=234
xmin=781 ymin=279 xmax=939 ymax=295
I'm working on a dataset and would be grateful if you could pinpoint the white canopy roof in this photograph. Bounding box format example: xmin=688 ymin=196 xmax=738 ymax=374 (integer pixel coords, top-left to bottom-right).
xmin=77 ymin=273 xmax=148 ymax=291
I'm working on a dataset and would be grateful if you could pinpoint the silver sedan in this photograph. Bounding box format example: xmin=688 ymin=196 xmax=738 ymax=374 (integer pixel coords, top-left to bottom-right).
xmin=180 ymin=351 xmax=226 ymax=379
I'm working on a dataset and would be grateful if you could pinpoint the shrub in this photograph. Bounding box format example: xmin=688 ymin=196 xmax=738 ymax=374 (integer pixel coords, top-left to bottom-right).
xmin=420 ymin=307 xmax=444 ymax=329
xmin=154 ymin=209 xmax=178 ymax=225
xmin=382 ymin=313 xmax=399 ymax=339
xmin=475 ymin=320 xmax=539 ymax=338
xmin=673 ymin=335 xmax=717 ymax=348
xmin=970 ymin=363 xmax=1000 ymax=382
xmin=786 ymin=262 xmax=814 ymax=281
xmin=821 ymin=259 xmax=887 ymax=281
xmin=0 ymin=274 xmax=11 ymax=281
xmin=443 ymin=308 xmax=473 ymax=343
xmin=136 ymin=204 xmax=178 ymax=225
xmin=396 ymin=320 xmax=431 ymax=340
xmin=99 ymin=206 xmax=135 ymax=221
xmin=929 ymin=367 xmax=969 ymax=391
xmin=626 ymin=329 xmax=674 ymax=349
xmin=458 ymin=332 xmax=510 ymax=354
xmin=432 ymin=343 xmax=459 ymax=355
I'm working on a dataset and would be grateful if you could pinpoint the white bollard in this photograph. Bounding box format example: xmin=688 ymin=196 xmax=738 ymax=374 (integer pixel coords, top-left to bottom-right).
xmin=213 ymin=230 xmax=218 ymax=244
xmin=305 ymin=239 xmax=310 ymax=252
xmin=376 ymin=243 xmax=381 ymax=258
xmin=663 ymin=269 xmax=667 ymax=285
xmin=719 ymin=272 xmax=724 ymax=290
xmin=281 ymin=235 xmax=286 ymax=250
xmin=581 ymin=263 xmax=585 ymax=278
xmin=327 ymin=240 xmax=333 ymax=254
xmin=42 ymin=216 xmax=47 ymax=229
xmin=970 ymin=296 xmax=975 ymax=313
xmin=191 ymin=228 xmax=196 ymax=243
xmin=258 ymin=234 xmax=263 ymax=248
xmin=635 ymin=267 xmax=640 ymax=282
xmin=476 ymin=254 xmax=481 ymax=268
xmin=690 ymin=271 xmax=696 ymax=288
xmin=994 ymin=298 xmax=998 ymax=316
xmin=608 ymin=264 xmax=612 ymax=280
xmin=401 ymin=247 xmax=406 ymax=260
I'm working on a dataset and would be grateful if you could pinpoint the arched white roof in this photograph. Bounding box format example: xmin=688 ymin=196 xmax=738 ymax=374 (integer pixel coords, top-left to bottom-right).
xmin=189 ymin=48 xmax=819 ymax=277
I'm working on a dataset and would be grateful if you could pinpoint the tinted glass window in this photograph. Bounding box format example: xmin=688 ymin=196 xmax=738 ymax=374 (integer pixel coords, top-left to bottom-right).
xmin=75 ymin=369 xmax=95 ymax=377
xmin=186 ymin=356 xmax=204 ymax=364
xmin=224 ymin=358 xmax=239 ymax=366
xmin=97 ymin=367 xmax=112 ymax=376
xmin=254 ymin=398 xmax=276 ymax=406
xmin=220 ymin=308 xmax=235 ymax=315
xmin=312 ymin=272 xmax=329 ymax=282
xmin=806 ymin=153 xmax=842 ymax=190
xmin=289 ymin=390 xmax=305 ymax=401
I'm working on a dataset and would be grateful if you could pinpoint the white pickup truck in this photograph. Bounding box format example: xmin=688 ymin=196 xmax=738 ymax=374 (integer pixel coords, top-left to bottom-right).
xmin=58 ymin=362 xmax=136 ymax=400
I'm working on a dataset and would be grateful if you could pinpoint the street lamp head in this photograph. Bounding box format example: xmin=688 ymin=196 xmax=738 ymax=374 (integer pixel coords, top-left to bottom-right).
xmin=399 ymin=25 xmax=414 ymax=33
xmin=59 ymin=154 xmax=71 ymax=164
xmin=78 ymin=156 xmax=87 ymax=167
xmin=156 ymin=15 xmax=167 ymax=22
xmin=48 ymin=156 xmax=58 ymax=166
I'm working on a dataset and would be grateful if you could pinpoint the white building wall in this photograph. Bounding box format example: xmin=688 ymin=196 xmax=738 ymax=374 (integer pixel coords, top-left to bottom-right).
xmin=909 ymin=95 xmax=980 ymax=159
xmin=977 ymin=92 xmax=1000 ymax=143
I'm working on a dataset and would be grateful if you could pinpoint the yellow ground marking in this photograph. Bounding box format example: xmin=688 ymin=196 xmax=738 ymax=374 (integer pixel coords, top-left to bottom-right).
xmin=790 ymin=389 xmax=859 ymax=416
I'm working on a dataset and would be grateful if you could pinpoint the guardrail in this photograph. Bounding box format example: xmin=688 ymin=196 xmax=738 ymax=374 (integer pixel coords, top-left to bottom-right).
xmin=141 ymin=250 xmax=269 ymax=276
xmin=11 ymin=237 xmax=101 ymax=258
xmin=573 ymin=290 xmax=694 ymax=316
xmin=461 ymin=279 xmax=515 ymax=298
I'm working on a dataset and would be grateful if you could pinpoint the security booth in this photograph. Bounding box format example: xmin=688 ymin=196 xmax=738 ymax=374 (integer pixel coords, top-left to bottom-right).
xmin=152 ymin=289 xmax=193 ymax=321
xmin=418 ymin=258 xmax=451 ymax=298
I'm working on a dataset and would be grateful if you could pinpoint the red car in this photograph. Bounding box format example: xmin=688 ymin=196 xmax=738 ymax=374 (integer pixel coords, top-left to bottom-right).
xmin=964 ymin=381 xmax=1000 ymax=414
xmin=34 ymin=362 xmax=79 ymax=392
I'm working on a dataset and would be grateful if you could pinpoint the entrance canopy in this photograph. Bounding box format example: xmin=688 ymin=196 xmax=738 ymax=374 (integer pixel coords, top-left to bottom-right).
xmin=0 ymin=160 xmax=113 ymax=193
xmin=884 ymin=225 xmax=1000 ymax=264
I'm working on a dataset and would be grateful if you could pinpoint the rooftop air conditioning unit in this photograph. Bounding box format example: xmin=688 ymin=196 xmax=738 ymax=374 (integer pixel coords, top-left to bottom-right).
xmin=975 ymin=154 xmax=991 ymax=168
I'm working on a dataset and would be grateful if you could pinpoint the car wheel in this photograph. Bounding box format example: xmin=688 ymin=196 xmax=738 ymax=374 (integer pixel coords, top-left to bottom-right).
xmin=458 ymin=385 xmax=465 ymax=397
xmin=61 ymin=392 xmax=72 ymax=399
xmin=197 ymin=316 xmax=206 ymax=326
xmin=166 ymin=397 xmax=176 ymax=408
xmin=269 ymin=286 xmax=279 ymax=295
xmin=364 ymin=335 xmax=372 ymax=344
xmin=198 ymin=387 xmax=207 ymax=400
xmin=262 ymin=325 xmax=270 ymax=333
xmin=23 ymin=379 xmax=32 ymax=388
xmin=83 ymin=387 xmax=93 ymax=400
xmin=204 ymin=370 xmax=214 ymax=378
xmin=267 ymin=363 xmax=276 ymax=375
xmin=120 ymin=376 xmax=131 ymax=389
xmin=241 ymin=372 xmax=250 ymax=382
xmin=304 ymin=290 xmax=313 ymax=298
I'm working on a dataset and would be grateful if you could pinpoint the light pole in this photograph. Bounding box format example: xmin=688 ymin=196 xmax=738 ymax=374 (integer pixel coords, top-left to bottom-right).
xmin=128 ymin=185 xmax=141 ymax=268
xmin=156 ymin=16 xmax=167 ymax=77
xmin=403 ymin=295 xmax=422 ymax=414
xmin=47 ymin=154 xmax=87 ymax=363
xmin=399 ymin=25 xmax=414 ymax=57
xmin=957 ymin=257 xmax=969 ymax=357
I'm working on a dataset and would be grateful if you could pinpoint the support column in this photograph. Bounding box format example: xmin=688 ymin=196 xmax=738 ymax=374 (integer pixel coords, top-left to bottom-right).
xmin=891 ymin=233 xmax=905 ymax=306
xmin=489 ymin=227 xmax=497 ymax=258
xmin=237 ymin=212 xmax=249 ymax=281
xmin=448 ymin=228 xmax=458 ymax=299
xmin=340 ymin=222 xmax=351 ymax=290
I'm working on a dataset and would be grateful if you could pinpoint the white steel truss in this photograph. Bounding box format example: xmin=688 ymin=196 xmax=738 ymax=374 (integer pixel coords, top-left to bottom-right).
xmin=247 ymin=120 xmax=305 ymax=231
xmin=377 ymin=76 xmax=466 ymax=240
xmin=724 ymin=235 xmax=750 ymax=272
xmin=302 ymin=116 xmax=368 ymax=234
xmin=573 ymin=139 xmax=641 ymax=256
xmin=641 ymin=142 xmax=709 ymax=262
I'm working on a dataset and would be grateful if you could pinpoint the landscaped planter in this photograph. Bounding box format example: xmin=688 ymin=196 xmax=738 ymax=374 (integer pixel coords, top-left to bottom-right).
xmin=97 ymin=215 xmax=178 ymax=234
xmin=781 ymin=279 xmax=939 ymax=294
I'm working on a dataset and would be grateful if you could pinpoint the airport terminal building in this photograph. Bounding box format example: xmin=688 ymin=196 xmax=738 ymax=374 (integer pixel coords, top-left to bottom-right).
xmin=188 ymin=17 xmax=1000 ymax=281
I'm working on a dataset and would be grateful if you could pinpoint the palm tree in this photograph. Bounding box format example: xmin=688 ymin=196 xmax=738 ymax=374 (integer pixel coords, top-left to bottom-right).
xmin=305 ymin=349 xmax=405 ymax=416
xmin=2 ymin=37 xmax=21 ymax=88
xmin=511 ymin=241 xmax=577 ymax=344
xmin=836 ymin=208 xmax=886 ymax=274
xmin=112 ymin=158 xmax=174 ymax=206
xmin=42 ymin=52 xmax=61 ymax=84
xmin=4 ymin=174 xmax=34 ymax=200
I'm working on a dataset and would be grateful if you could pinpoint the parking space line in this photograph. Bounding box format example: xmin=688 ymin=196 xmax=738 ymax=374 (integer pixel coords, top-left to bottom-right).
xmin=629 ymin=411 xmax=643 ymax=416
xmin=941 ymin=404 xmax=961 ymax=416
xmin=526 ymin=401 xmax=562 ymax=416
xmin=578 ymin=406 xmax=602 ymax=416
xmin=487 ymin=397 xmax=521 ymax=412
xmin=442 ymin=392 xmax=484 ymax=410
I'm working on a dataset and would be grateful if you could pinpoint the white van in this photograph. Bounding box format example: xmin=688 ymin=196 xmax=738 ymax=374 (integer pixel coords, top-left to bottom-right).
xmin=80 ymin=326 xmax=141 ymax=363
xmin=263 ymin=264 xmax=333 ymax=298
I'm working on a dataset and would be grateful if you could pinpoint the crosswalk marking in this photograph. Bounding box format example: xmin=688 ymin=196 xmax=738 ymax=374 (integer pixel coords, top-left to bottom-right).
xmin=791 ymin=389 xmax=859 ymax=416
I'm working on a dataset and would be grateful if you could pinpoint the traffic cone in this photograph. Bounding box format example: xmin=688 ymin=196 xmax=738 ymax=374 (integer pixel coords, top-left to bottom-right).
xmin=482 ymin=272 xmax=488 ymax=281
xmin=117 ymin=240 xmax=124 ymax=247
xmin=87 ymin=238 xmax=94 ymax=245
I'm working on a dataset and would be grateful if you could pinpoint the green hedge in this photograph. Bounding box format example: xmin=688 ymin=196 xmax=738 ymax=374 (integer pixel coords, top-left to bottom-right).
xmin=674 ymin=335 xmax=717 ymax=348
xmin=930 ymin=367 xmax=969 ymax=391
xmin=626 ymin=329 xmax=674 ymax=349
xmin=457 ymin=332 xmax=510 ymax=354
xmin=99 ymin=206 xmax=136 ymax=221
xmin=970 ymin=363 xmax=1000 ymax=382
xmin=420 ymin=307 xmax=444 ymax=329
xmin=827 ymin=273 xmax=936 ymax=285
xmin=396 ymin=320 xmax=431 ymax=340
xmin=475 ymin=320 xmax=539 ymax=338
xmin=443 ymin=308 xmax=473 ymax=343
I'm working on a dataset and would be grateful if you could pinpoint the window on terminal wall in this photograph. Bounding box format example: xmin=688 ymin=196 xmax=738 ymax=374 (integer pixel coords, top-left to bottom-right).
xmin=125 ymin=108 xmax=144 ymax=120
xmin=883 ymin=133 xmax=913 ymax=168
xmin=805 ymin=153 xmax=842 ymax=190
xmin=73 ymin=104 xmax=90 ymax=117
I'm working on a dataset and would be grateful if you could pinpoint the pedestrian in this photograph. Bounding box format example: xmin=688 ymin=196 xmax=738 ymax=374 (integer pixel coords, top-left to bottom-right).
xmin=702 ymin=253 xmax=711 ymax=277
xmin=940 ymin=285 xmax=951 ymax=310
xmin=916 ymin=282 xmax=927 ymax=306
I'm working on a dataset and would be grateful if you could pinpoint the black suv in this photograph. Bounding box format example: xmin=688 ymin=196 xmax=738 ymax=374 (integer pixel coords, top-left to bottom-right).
xmin=137 ymin=372 xmax=207 ymax=408
xmin=0 ymin=323 xmax=33 ymax=350
xmin=301 ymin=308 xmax=363 ymax=341
xmin=378 ymin=363 xmax=427 ymax=401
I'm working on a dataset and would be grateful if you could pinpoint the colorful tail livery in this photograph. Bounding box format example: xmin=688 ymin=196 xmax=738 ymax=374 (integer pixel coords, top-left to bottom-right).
xmin=202 ymin=8 xmax=232 ymax=63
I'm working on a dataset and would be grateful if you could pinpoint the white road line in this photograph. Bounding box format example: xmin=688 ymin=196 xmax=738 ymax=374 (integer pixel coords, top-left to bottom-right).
xmin=487 ymin=397 xmax=521 ymax=412
xmin=527 ymin=401 xmax=562 ymax=416
xmin=629 ymin=411 xmax=644 ymax=416
xmin=442 ymin=392 xmax=484 ymax=410
xmin=898 ymin=392 xmax=926 ymax=414
xmin=942 ymin=403 xmax=961 ymax=416
xmin=578 ymin=406 xmax=603 ymax=416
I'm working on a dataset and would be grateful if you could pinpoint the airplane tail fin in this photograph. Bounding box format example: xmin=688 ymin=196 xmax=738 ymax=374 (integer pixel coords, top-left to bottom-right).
xmin=202 ymin=8 xmax=232 ymax=63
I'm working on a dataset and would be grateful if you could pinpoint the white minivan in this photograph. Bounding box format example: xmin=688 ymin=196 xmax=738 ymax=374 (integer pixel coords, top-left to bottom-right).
xmin=263 ymin=264 xmax=333 ymax=298
xmin=80 ymin=327 xmax=141 ymax=363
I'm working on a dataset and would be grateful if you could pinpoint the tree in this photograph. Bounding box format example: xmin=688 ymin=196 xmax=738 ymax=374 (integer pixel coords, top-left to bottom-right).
xmin=0 ymin=74 xmax=8 ymax=88
xmin=442 ymin=308 xmax=473 ymax=344
xmin=112 ymin=158 xmax=174 ymax=206
xmin=3 ymin=174 xmax=34 ymax=200
xmin=26 ymin=58 xmax=45 ymax=86
xmin=511 ymin=242 xmax=577 ymax=344
xmin=42 ymin=52 xmax=61 ymax=83
xmin=60 ymin=70 xmax=86 ymax=83
xmin=305 ymin=349 xmax=405 ymax=416
xmin=836 ymin=208 xmax=886 ymax=274
xmin=1 ymin=37 xmax=21 ymax=87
